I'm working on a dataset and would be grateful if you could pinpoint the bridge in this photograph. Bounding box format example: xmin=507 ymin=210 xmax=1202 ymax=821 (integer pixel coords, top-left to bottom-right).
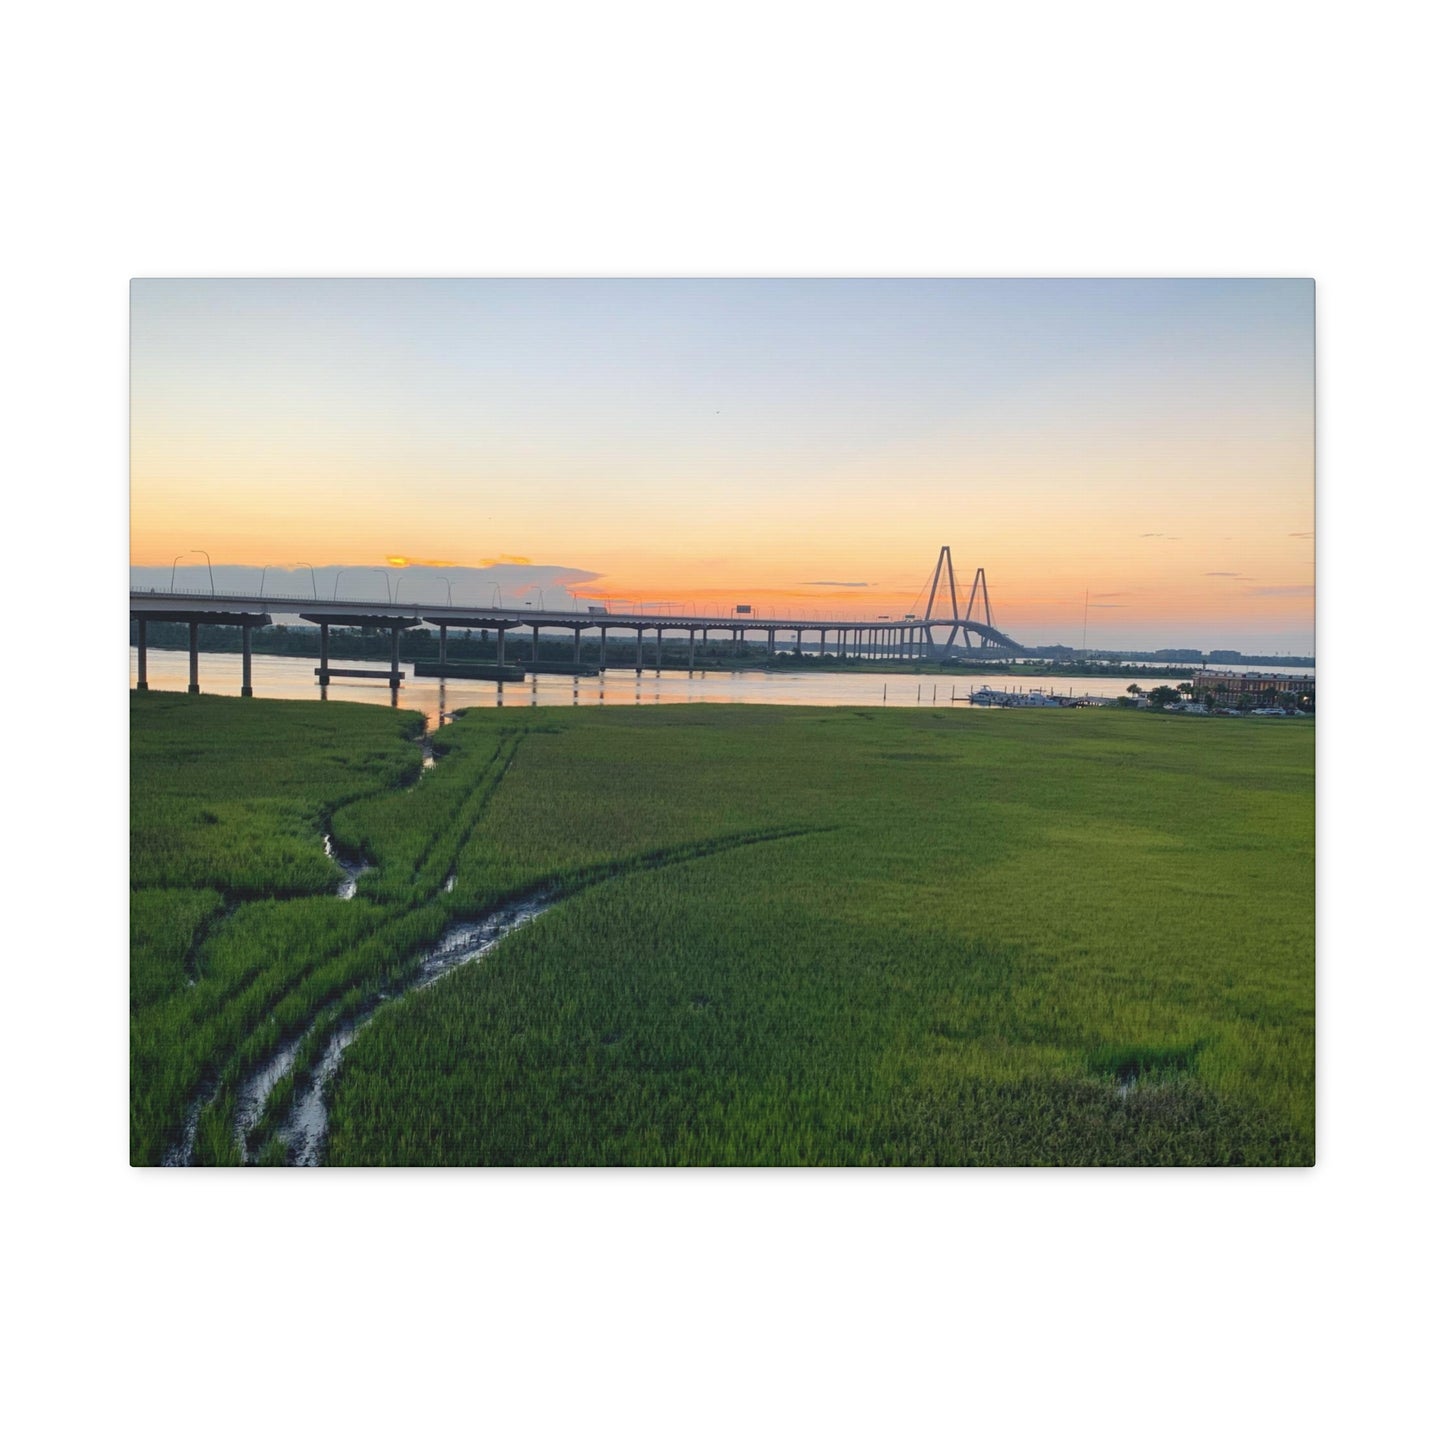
xmin=130 ymin=546 xmax=1029 ymax=694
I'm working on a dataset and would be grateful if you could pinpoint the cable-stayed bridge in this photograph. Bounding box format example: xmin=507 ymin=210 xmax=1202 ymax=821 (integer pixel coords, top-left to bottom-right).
xmin=130 ymin=546 xmax=1028 ymax=694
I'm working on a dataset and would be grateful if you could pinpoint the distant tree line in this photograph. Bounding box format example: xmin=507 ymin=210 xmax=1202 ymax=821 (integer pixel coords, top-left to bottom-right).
xmin=1035 ymin=645 xmax=1315 ymax=666
xmin=1118 ymin=681 xmax=1313 ymax=714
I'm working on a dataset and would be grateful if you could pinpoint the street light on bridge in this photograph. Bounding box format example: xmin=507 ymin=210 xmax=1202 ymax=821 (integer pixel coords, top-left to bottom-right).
xmin=396 ymin=573 xmax=453 ymax=606
xmin=193 ymin=549 xmax=214 ymax=594
xmin=332 ymin=568 xmax=393 ymax=603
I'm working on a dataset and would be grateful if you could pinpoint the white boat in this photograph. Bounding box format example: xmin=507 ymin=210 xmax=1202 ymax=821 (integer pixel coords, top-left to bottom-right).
xmin=970 ymin=686 xmax=1066 ymax=708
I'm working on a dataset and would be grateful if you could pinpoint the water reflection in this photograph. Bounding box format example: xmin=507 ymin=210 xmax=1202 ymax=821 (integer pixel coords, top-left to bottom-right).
xmin=129 ymin=647 xmax=1311 ymax=730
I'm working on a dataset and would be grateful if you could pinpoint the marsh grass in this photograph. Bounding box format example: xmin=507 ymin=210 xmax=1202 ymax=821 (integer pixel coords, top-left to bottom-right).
xmin=131 ymin=692 xmax=1313 ymax=1166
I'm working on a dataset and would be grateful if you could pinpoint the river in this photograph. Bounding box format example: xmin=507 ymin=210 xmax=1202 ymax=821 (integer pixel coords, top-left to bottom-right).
xmin=130 ymin=647 xmax=1313 ymax=730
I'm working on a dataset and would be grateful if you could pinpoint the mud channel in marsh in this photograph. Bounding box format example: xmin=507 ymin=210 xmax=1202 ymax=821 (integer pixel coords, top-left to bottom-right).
xmin=237 ymin=890 xmax=554 ymax=1165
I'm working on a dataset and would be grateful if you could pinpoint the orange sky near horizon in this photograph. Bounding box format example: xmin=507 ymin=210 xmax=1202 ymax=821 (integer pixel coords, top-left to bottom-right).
xmin=130 ymin=279 xmax=1315 ymax=650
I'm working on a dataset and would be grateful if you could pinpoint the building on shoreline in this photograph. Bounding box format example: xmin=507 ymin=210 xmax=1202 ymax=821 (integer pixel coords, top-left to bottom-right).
xmin=1191 ymin=670 xmax=1315 ymax=709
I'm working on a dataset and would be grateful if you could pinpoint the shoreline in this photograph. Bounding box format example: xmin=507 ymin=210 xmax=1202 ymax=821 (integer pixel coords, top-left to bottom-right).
xmin=131 ymin=641 xmax=1258 ymax=683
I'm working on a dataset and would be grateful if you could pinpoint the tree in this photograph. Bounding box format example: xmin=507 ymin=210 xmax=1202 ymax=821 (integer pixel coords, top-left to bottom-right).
xmin=1126 ymin=683 xmax=1142 ymax=696
xmin=1148 ymin=685 xmax=1181 ymax=708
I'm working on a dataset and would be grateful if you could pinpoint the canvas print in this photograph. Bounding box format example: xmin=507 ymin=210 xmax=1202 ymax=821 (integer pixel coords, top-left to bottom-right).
xmin=130 ymin=278 xmax=1315 ymax=1166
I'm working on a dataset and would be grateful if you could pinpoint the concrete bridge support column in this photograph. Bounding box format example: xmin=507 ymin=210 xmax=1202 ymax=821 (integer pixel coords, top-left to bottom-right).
xmin=241 ymin=624 xmax=253 ymax=697
xmin=767 ymin=628 xmax=775 ymax=656
xmin=136 ymin=620 xmax=148 ymax=690
xmin=496 ymin=626 xmax=506 ymax=672
xmin=599 ymin=628 xmax=608 ymax=670
xmin=655 ymin=627 xmax=664 ymax=670
xmin=635 ymin=627 xmax=644 ymax=674
xmin=187 ymin=621 xmax=200 ymax=694
xmin=688 ymin=630 xmax=695 ymax=670
xmin=573 ymin=628 xmax=582 ymax=667
xmin=392 ymin=626 xmax=404 ymax=687
xmin=533 ymin=625 xmax=540 ymax=665
xmin=439 ymin=624 xmax=448 ymax=666
xmin=319 ymin=623 xmax=331 ymax=685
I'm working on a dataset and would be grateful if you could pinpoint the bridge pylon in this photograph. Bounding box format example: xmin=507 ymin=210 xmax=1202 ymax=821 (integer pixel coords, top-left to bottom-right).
xmin=922 ymin=547 xmax=1015 ymax=658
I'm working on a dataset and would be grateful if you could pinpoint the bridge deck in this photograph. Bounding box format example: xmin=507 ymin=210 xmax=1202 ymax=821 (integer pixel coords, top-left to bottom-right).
xmin=131 ymin=591 xmax=1027 ymax=651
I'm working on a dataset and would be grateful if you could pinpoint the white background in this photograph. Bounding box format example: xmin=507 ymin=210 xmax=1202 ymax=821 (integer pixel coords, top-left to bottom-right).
xmin=4 ymin=2 xmax=1439 ymax=1441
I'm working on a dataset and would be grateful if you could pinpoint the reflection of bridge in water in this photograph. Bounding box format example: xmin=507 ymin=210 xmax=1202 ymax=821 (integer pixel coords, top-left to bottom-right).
xmin=130 ymin=545 xmax=1028 ymax=696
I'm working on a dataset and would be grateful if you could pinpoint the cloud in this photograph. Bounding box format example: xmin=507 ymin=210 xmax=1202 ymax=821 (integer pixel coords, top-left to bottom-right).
xmin=1089 ymin=603 xmax=1127 ymax=608
xmin=1245 ymin=584 xmax=1315 ymax=597
xmin=1092 ymin=592 xmax=1130 ymax=599
xmin=1204 ymin=571 xmax=1241 ymax=577
xmin=478 ymin=554 xmax=534 ymax=567
xmin=1288 ymin=532 xmax=1314 ymax=539
xmin=1139 ymin=532 xmax=1164 ymax=537
xmin=802 ymin=580 xmax=870 ymax=587
xmin=1139 ymin=533 xmax=1182 ymax=540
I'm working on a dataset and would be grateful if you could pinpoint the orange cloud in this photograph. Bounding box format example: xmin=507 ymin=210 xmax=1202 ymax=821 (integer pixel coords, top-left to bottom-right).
xmin=386 ymin=556 xmax=459 ymax=568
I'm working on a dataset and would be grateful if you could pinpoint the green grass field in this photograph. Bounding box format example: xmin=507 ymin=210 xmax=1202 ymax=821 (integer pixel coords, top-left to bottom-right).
xmin=131 ymin=690 xmax=1313 ymax=1166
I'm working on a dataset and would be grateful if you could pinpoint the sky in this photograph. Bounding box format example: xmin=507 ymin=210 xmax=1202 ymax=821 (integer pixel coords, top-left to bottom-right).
xmin=131 ymin=279 xmax=1315 ymax=652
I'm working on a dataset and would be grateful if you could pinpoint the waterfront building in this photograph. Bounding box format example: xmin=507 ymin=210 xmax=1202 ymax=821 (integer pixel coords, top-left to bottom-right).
xmin=1191 ymin=670 xmax=1315 ymax=709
